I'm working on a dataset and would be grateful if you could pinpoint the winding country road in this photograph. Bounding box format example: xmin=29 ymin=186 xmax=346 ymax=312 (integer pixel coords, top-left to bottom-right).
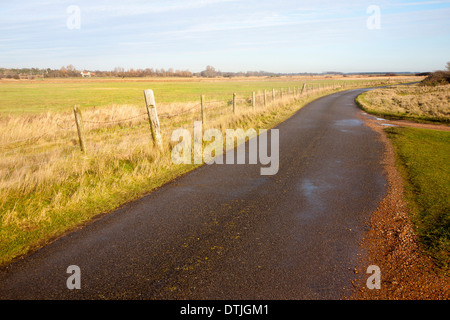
xmin=0 ymin=88 xmax=387 ymax=300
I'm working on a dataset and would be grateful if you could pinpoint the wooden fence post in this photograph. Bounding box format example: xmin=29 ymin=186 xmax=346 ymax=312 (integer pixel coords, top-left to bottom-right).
xmin=301 ymin=83 xmax=306 ymax=94
xmin=280 ymin=88 xmax=283 ymax=99
xmin=264 ymin=90 xmax=267 ymax=108
xmin=144 ymin=89 xmax=162 ymax=148
xmin=233 ymin=93 xmax=236 ymax=114
xmin=201 ymin=94 xmax=206 ymax=126
xmin=272 ymin=88 xmax=275 ymax=102
xmin=252 ymin=92 xmax=255 ymax=108
xmin=73 ymin=105 xmax=86 ymax=153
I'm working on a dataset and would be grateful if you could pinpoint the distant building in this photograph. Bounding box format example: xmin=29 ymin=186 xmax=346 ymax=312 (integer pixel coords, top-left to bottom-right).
xmin=80 ymin=71 xmax=96 ymax=78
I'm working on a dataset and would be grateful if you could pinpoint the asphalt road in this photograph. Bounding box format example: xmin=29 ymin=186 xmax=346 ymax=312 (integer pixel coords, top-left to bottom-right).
xmin=0 ymin=88 xmax=386 ymax=300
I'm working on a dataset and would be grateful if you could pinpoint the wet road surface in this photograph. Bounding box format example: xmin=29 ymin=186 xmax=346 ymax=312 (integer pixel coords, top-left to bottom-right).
xmin=0 ymin=89 xmax=386 ymax=299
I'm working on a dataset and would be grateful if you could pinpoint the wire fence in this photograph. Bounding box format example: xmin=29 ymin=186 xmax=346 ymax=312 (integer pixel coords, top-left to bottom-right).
xmin=0 ymin=126 xmax=75 ymax=150
xmin=83 ymin=112 xmax=148 ymax=125
xmin=159 ymin=103 xmax=200 ymax=118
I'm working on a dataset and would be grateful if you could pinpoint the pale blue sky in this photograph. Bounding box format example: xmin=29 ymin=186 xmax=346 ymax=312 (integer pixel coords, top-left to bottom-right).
xmin=1 ymin=0 xmax=449 ymax=73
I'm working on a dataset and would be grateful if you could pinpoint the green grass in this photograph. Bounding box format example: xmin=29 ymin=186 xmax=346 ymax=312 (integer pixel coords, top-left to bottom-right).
xmin=0 ymin=79 xmax=329 ymax=114
xmin=0 ymin=77 xmax=402 ymax=114
xmin=385 ymin=127 xmax=450 ymax=269
xmin=1 ymin=157 xmax=197 ymax=263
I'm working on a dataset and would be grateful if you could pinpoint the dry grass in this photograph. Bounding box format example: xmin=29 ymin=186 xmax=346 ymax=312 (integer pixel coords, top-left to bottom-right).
xmin=357 ymin=84 xmax=450 ymax=123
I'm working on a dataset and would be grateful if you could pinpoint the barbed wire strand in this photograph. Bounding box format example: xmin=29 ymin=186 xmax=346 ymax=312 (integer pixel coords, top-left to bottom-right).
xmin=0 ymin=125 xmax=76 ymax=151
xmin=83 ymin=112 xmax=148 ymax=125
xmin=159 ymin=104 xmax=200 ymax=118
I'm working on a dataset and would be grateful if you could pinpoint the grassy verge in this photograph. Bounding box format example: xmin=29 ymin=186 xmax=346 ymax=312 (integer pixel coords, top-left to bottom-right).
xmin=356 ymin=84 xmax=450 ymax=124
xmin=385 ymin=127 xmax=449 ymax=269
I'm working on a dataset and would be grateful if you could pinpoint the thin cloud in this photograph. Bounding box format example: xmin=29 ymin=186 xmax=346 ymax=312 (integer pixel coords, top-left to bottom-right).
xmin=393 ymin=0 xmax=450 ymax=5
xmin=85 ymin=0 xmax=239 ymax=17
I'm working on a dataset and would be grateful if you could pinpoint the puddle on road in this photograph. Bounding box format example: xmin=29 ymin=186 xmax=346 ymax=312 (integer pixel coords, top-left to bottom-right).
xmin=297 ymin=179 xmax=333 ymax=221
xmin=301 ymin=180 xmax=319 ymax=198
xmin=381 ymin=123 xmax=397 ymax=127
xmin=334 ymin=119 xmax=363 ymax=126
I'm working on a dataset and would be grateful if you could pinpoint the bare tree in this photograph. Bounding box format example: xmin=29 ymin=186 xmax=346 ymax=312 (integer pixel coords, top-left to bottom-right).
xmin=446 ymin=61 xmax=450 ymax=71
xmin=201 ymin=65 xmax=218 ymax=78
xmin=66 ymin=64 xmax=77 ymax=72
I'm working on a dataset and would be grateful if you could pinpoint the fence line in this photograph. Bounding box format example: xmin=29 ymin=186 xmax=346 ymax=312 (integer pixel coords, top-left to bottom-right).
xmin=0 ymin=84 xmax=313 ymax=151
xmin=1 ymin=80 xmax=389 ymax=154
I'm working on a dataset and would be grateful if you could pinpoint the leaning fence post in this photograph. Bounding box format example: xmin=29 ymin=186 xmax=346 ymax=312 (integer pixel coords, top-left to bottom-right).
xmin=201 ymin=95 xmax=206 ymax=126
xmin=144 ymin=89 xmax=162 ymax=148
xmin=73 ymin=105 xmax=86 ymax=153
xmin=301 ymin=83 xmax=306 ymax=94
xmin=233 ymin=93 xmax=237 ymax=114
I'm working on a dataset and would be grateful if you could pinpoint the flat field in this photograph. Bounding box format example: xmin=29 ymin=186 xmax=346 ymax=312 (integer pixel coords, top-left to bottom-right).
xmin=0 ymin=75 xmax=408 ymax=114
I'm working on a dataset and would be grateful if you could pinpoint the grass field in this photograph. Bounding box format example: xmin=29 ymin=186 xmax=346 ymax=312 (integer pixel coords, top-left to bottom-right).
xmin=357 ymin=84 xmax=450 ymax=124
xmin=386 ymin=127 xmax=450 ymax=269
xmin=0 ymin=76 xmax=411 ymax=114
xmin=0 ymin=76 xmax=418 ymax=265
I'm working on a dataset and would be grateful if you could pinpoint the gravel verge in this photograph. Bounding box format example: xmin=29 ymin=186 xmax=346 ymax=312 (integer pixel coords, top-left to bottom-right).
xmin=348 ymin=114 xmax=449 ymax=300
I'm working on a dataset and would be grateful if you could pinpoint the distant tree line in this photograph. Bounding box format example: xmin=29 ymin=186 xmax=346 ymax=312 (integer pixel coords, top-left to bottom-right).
xmin=1 ymin=64 xmax=435 ymax=80
xmin=0 ymin=64 xmax=289 ymax=79
xmin=0 ymin=64 xmax=313 ymax=79
xmin=197 ymin=65 xmax=283 ymax=78
xmin=0 ymin=65 xmax=194 ymax=79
